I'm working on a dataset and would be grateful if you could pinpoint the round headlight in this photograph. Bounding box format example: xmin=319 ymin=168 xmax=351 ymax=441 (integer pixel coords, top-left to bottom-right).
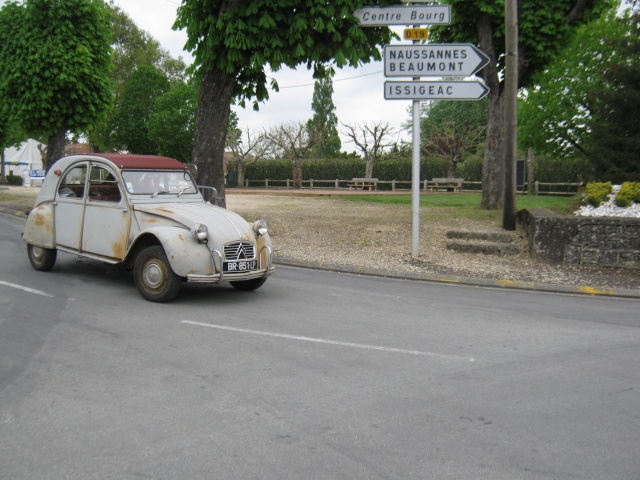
xmin=193 ymin=223 xmax=208 ymax=242
xmin=253 ymin=219 xmax=268 ymax=236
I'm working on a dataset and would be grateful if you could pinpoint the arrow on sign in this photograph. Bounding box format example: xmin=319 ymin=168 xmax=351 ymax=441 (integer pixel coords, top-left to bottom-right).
xmin=384 ymin=81 xmax=490 ymax=101
xmin=384 ymin=44 xmax=490 ymax=78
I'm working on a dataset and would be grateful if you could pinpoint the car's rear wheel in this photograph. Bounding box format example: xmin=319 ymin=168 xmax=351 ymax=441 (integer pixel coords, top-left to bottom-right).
xmin=134 ymin=245 xmax=181 ymax=303
xmin=230 ymin=276 xmax=268 ymax=291
xmin=27 ymin=244 xmax=57 ymax=271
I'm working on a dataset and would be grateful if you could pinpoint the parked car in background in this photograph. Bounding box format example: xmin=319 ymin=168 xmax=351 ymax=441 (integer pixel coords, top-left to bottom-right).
xmin=22 ymin=154 xmax=274 ymax=302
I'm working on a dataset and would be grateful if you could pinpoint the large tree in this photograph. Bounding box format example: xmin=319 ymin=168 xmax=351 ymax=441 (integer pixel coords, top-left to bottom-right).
xmin=342 ymin=121 xmax=398 ymax=178
xmin=111 ymin=65 xmax=170 ymax=155
xmin=430 ymin=0 xmax=614 ymax=209
xmin=175 ymin=0 xmax=399 ymax=207
xmin=0 ymin=0 xmax=112 ymax=171
xmin=421 ymin=99 xmax=487 ymax=178
xmin=588 ymin=5 xmax=640 ymax=181
xmin=264 ymin=122 xmax=323 ymax=189
xmin=307 ymin=76 xmax=342 ymax=158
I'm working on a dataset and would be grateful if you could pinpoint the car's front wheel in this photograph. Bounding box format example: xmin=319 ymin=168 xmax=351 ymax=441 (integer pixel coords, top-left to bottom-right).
xmin=27 ymin=244 xmax=57 ymax=271
xmin=230 ymin=276 xmax=268 ymax=291
xmin=134 ymin=245 xmax=181 ymax=303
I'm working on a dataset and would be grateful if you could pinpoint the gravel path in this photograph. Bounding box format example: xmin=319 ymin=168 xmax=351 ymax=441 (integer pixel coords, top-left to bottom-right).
xmin=227 ymin=193 xmax=640 ymax=292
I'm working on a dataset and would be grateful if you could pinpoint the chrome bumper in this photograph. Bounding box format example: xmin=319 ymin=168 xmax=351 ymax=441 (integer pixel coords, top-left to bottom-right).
xmin=186 ymin=245 xmax=273 ymax=284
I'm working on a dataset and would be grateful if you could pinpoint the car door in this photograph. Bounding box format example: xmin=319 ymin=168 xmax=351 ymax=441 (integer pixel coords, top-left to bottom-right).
xmin=81 ymin=163 xmax=131 ymax=261
xmin=54 ymin=162 xmax=87 ymax=250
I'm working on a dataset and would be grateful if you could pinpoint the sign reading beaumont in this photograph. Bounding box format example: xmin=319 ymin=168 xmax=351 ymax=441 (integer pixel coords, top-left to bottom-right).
xmin=353 ymin=5 xmax=451 ymax=26
xmin=384 ymin=44 xmax=490 ymax=77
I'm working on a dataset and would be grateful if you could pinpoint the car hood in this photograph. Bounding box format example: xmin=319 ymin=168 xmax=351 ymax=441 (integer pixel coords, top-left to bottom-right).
xmin=133 ymin=202 xmax=256 ymax=242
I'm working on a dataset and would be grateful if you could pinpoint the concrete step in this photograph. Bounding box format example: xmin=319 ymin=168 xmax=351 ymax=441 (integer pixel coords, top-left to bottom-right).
xmin=446 ymin=230 xmax=519 ymax=256
xmin=446 ymin=230 xmax=514 ymax=243
xmin=446 ymin=240 xmax=520 ymax=255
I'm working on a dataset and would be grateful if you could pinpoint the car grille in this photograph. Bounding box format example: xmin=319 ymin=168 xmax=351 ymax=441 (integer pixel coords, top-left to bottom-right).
xmin=224 ymin=242 xmax=256 ymax=261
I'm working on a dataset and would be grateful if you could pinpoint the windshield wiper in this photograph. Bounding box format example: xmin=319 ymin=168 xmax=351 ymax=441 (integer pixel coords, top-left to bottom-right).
xmin=151 ymin=190 xmax=172 ymax=198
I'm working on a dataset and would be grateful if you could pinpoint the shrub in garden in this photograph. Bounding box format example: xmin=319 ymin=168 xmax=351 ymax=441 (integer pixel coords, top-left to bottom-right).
xmin=614 ymin=182 xmax=640 ymax=207
xmin=584 ymin=182 xmax=612 ymax=207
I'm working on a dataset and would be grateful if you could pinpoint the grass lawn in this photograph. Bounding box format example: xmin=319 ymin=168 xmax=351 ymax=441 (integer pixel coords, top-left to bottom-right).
xmin=341 ymin=193 xmax=582 ymax=220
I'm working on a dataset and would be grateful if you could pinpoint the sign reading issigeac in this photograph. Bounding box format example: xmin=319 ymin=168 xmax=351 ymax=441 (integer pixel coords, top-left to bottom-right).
xmin=384 ymin=81 xmax=490 ymax=101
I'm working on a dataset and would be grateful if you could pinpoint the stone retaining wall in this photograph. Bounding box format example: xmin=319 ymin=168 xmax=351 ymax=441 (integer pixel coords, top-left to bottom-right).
xmin=517 ymin=208 xmax=640 ymax=269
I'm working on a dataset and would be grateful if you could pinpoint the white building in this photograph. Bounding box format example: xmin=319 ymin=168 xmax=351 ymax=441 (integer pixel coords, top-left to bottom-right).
xmin=2 ymin=139 xmax=46 ymax=186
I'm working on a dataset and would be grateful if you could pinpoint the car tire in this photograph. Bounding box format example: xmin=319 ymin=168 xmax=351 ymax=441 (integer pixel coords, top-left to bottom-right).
xmin=27 ymin=244 xmax=57 ymax=271
xmin=134 ymin=245 xmax=181 ymax=303
xmin=230 ymin=276 xmax=268 ymax=292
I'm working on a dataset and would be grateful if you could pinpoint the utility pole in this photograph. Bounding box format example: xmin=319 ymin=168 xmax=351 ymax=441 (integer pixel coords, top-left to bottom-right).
xmin=503 ymin=0 xmax=518 ymax=230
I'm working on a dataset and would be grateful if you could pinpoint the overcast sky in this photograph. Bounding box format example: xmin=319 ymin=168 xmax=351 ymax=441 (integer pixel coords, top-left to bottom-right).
xmin=112 ymin=0 xmax=413 ymax=152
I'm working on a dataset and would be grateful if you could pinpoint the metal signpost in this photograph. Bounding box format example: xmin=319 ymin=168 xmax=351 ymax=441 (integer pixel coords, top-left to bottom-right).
xmin=355 ymin=2 xmax=489 ymax=259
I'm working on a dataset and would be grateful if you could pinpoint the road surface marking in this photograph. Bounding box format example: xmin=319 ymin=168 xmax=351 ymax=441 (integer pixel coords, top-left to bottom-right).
xmin=0 ymin=280 xmax=54 ymax=297
xmin=182 ymin=320 xmax=474 ymax=362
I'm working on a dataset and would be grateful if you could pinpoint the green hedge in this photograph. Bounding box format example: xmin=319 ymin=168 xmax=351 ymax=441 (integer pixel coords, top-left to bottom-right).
xmin=228 ymin=153 xmax=596 ymax=187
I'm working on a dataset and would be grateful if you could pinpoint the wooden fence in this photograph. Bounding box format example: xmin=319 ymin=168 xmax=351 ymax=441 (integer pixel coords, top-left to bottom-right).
xmin=241 ymin=179 xmax=582 ymax=195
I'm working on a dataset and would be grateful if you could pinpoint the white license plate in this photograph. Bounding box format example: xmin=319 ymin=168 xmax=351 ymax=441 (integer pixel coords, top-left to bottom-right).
xmin=223 ymin=260 xmax=257 ymax=272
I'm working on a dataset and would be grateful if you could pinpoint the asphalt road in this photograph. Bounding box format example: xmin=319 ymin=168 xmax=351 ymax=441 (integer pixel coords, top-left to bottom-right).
xmin=1 ymin=212 xmax=640 ymax=480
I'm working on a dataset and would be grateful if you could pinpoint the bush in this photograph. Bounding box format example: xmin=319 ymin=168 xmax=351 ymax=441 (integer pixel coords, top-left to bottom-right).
xmin=5 ymin=175 xmax=22 ymax=185
xmin=584 ymin=182 xmax=612 ymax=207
xmin=614 ymin=182 xmax=640 ymax=207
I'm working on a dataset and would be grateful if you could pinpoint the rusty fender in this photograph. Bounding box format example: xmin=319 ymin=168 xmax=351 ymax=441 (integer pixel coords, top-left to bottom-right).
xmin=23 ymin=202 xmax=56 ymax=248
xmin=135 ymin=226 xmax=215 ymax=278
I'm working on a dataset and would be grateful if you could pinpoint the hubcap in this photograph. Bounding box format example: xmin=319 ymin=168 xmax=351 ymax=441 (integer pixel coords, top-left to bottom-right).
xmin=32 ymin=246 xmax=44 ymax=261
xmin=144 ymin=261 xmax=164 ymax=288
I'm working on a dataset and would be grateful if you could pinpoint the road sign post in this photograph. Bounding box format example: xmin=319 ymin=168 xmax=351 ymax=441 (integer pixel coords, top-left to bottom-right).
xmin=354 ymin=2 xmax=490 ymax=259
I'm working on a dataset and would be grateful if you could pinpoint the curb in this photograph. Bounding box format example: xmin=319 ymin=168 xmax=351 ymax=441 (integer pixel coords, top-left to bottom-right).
xmin=2 ymin=202 xmax=638 ymax=299
xmin=273 ymin=258 xmax=640 ymax=300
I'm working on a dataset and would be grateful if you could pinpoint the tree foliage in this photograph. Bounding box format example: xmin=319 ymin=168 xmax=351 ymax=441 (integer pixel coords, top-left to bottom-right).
xmin=111 ymin=65 xmax=170 ymax=155
xmin=149 ymin=82 xmax=199 ymax=163
xmin=174 ymin=0 xmax=400 ymax=206
xmin=519 ymin=5 xmax=639 ymax=182
xmin=429 ymin=0 xmax=615 ymax=209
xmin=588 ymin=5 xmax=640 ymax=181
xmin=0 ymin=0 xmax=112 ymax=170
xmin=307 ymin=76 xmax=342 ymax=158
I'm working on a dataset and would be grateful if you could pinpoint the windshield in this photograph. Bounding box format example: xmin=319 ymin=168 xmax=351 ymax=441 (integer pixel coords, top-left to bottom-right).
xmin=122 ymin=170 xmax=198 ymax=195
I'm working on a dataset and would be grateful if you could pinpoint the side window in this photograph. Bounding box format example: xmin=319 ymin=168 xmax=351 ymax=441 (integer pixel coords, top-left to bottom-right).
xmin=57 ymin=164 xmax=87 ymax=199
xmin=88 ymin=165 xmax=122 ymax=202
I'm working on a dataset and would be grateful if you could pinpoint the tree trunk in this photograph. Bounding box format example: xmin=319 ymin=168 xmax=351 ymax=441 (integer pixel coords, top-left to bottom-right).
xmin=45 ymin=127 xmax=67 ymax=172
xmin=192 ymin=67 xmax=235 ymax=208
xmin=477 ymin=13 xmax=504 ymax=210
xmin=365 ymin=157 xmax=374 ymax=178
xmin=237 ymin=162 xmax=245 ymax=189
xmin=292 ymin=157 xmax=303 ymax=189
xmin=482 ymin=90 xmax=505 ymax=209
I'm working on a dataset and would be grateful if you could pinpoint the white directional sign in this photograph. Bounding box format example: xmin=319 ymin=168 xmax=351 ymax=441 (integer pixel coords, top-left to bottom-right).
xmin=384 ymin=44 xmax=490 ymax=77
xmin=353 ymin=5 xmax=451 ymax=26
xmin=384 ymin=81 xmax=489 ymax=101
